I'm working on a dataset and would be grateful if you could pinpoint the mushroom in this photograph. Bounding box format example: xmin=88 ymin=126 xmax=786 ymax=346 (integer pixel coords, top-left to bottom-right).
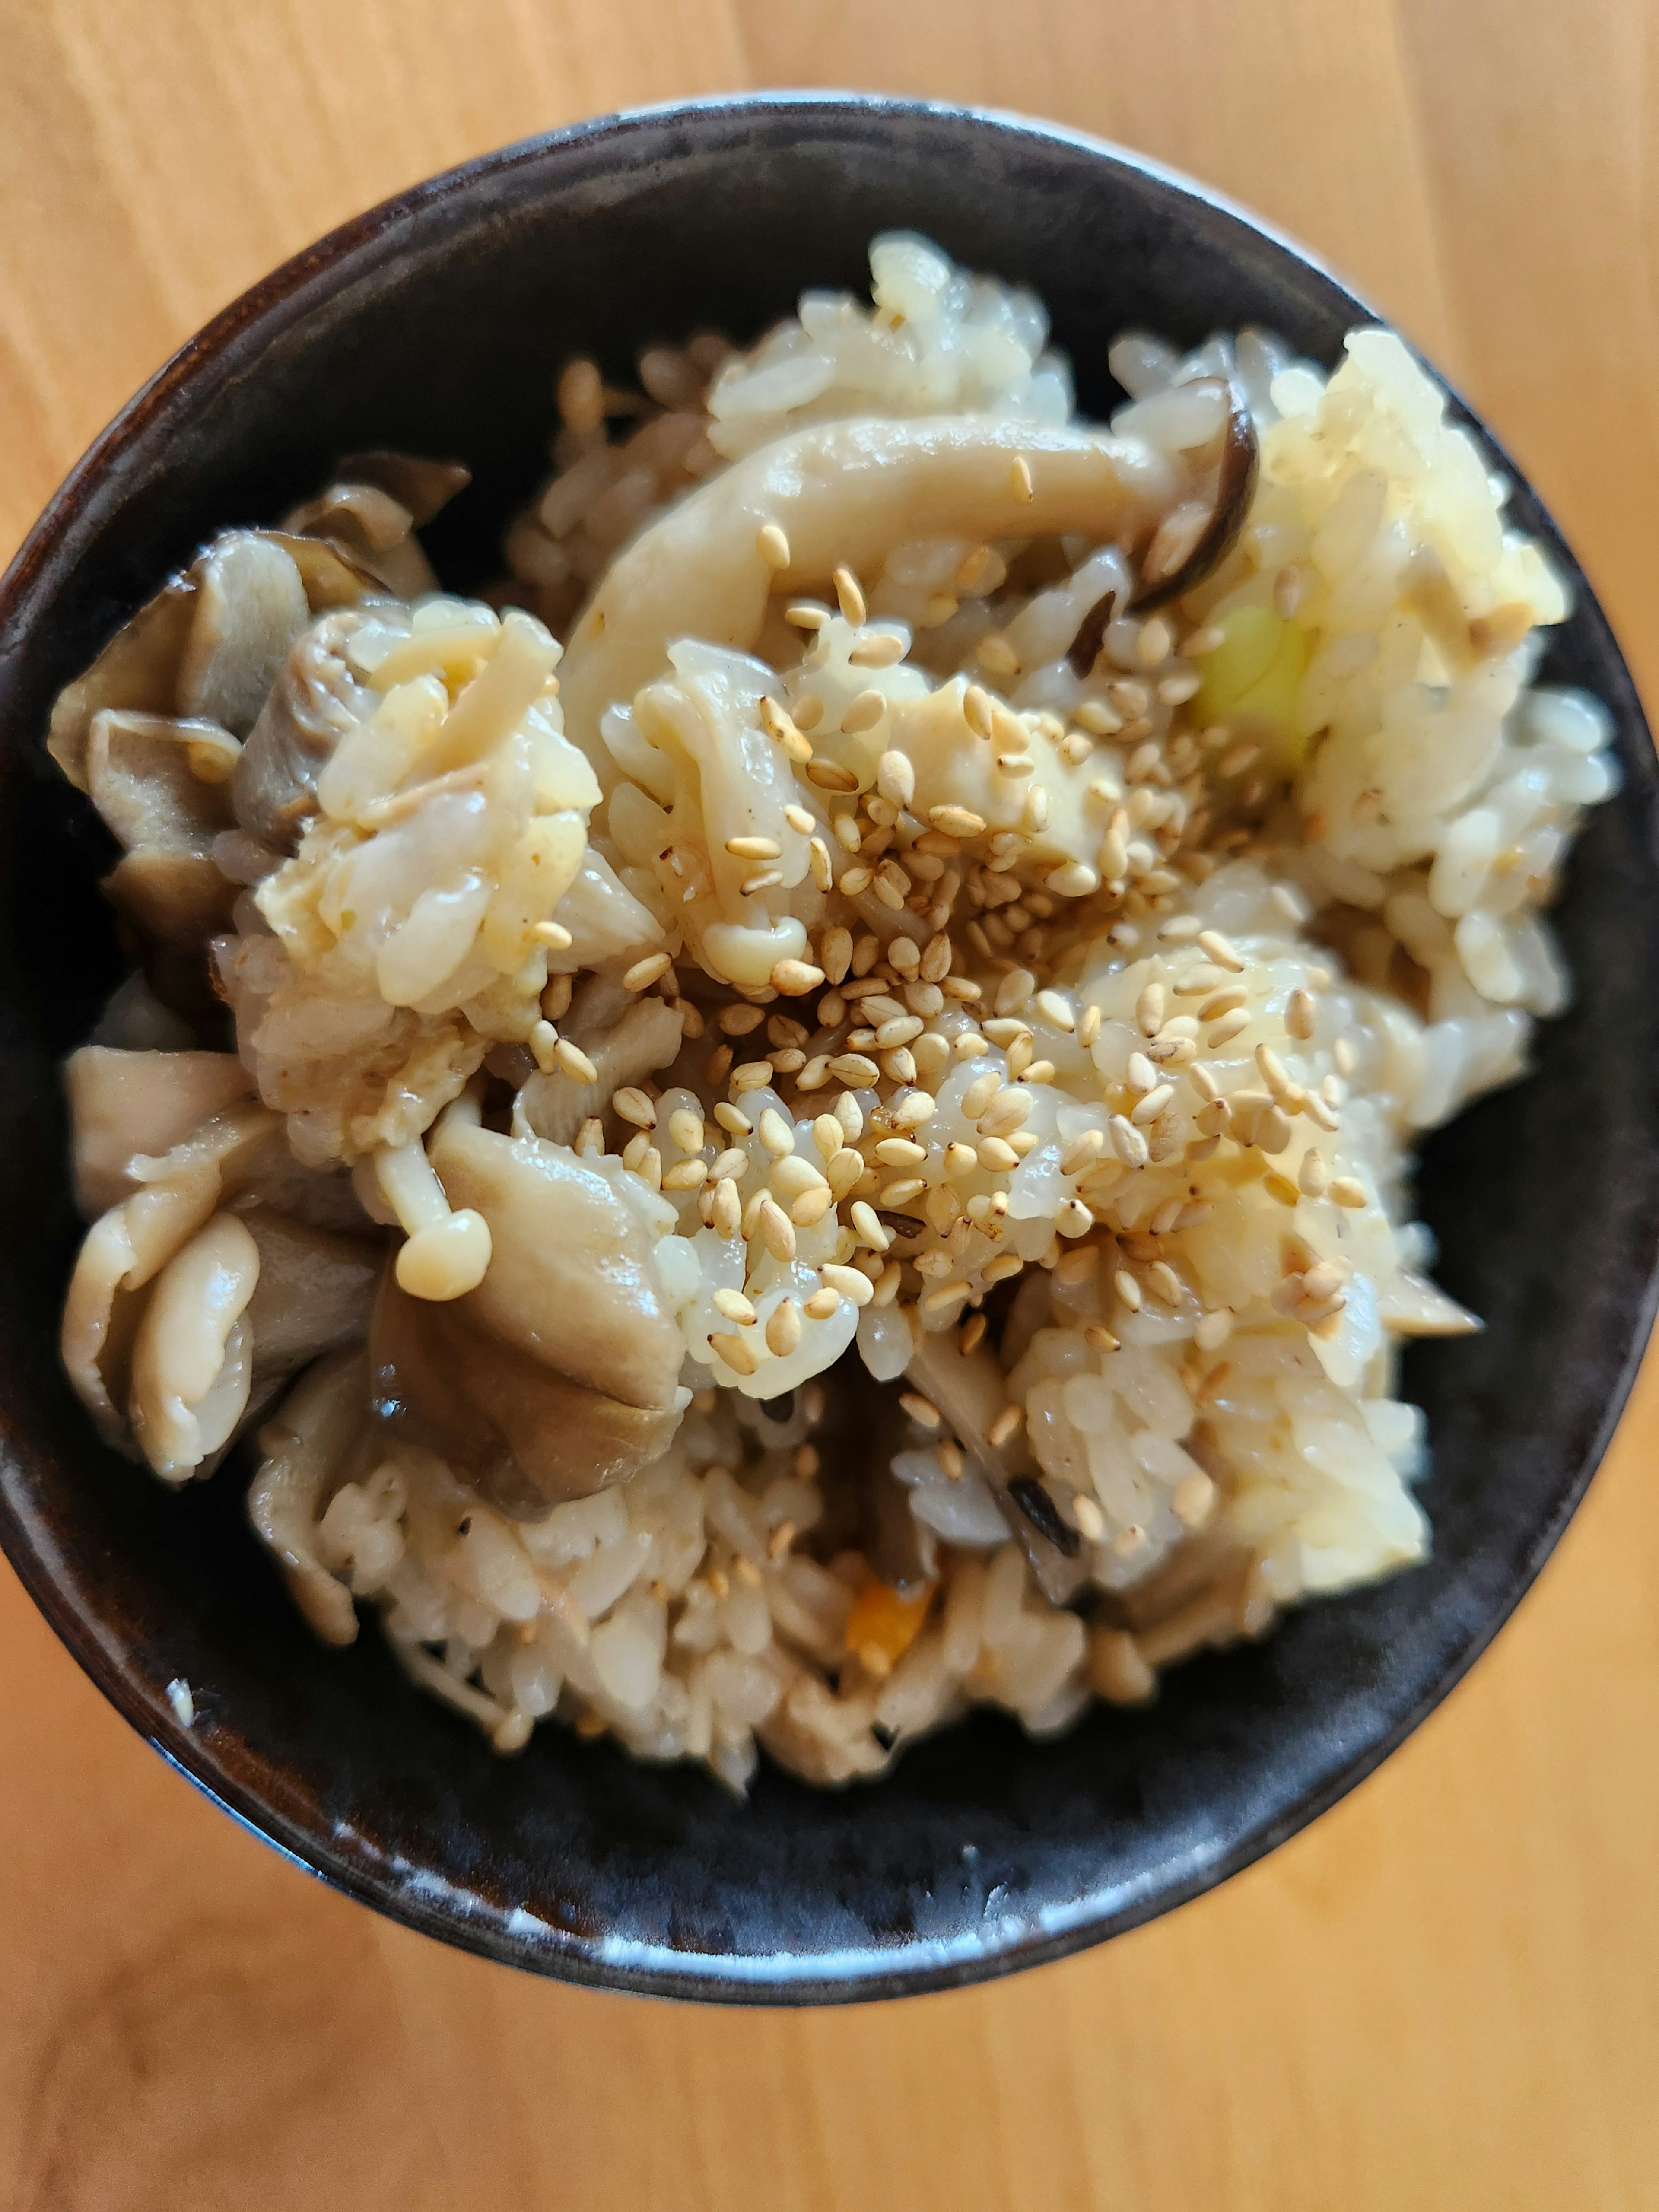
xmin=539 ymin=850 xmax=666 ymax=976
xmin=904 ymin=1333 xmax=1089 ymax=1604
xmin=238 ymin=1206 xmax=382 ymax=1391
xmin=176 ymin=534 xmax=311 ymax=733
xmin=372 ymin=1134 xmax=493 ymax=1301
xmin=127 ymin=1211 xmax=261 ymax=1481
xmin=558 ymin=414 xmax=1180 ymax=779
xmin=232 ymin=608 xmax=380 ymax=849
xmin=48 ymin=526 xmax=384 ymax=794
xmin=65 ymin=1046 xmax=254 ymax=1217
xmin=515 ymin=978 xmax=684 ymax=1146
xmin=283 ymin=483 xmax=437 ymax=599
xmin=60 ymin=1102 xmax=280 ymax=1447
xmin=84 ymin=708 xmax=241 ymax=947
xmin=283 ymin=453 xmax=471 ymax=597
xmin=245 ymin=1347 xmax=370 ymax=1645
xmin=336 ymin=452 xmax=473 ymax=525
xmin=369 ymin=1109 xmax=687 ymax=1513
xmin=1127 ymin=378 xmax=1259 ymax=610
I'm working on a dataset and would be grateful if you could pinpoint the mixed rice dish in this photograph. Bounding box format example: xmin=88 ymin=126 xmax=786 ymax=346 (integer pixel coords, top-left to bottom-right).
xmin=51 ymin=235 xmax=1618 ymax=1789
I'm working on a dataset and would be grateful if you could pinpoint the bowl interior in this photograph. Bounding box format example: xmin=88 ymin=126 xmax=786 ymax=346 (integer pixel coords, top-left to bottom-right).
xmin=2 ymin=98 xmax=1656 ymax=2002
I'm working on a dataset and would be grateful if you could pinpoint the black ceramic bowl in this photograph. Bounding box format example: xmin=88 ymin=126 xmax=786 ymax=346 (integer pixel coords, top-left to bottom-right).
xmin=2 ymin=95 xmax=1656 ymax=2004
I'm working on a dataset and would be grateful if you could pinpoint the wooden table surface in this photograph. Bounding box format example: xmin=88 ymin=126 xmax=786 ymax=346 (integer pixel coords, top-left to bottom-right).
xmin=4 ymin=4 xmax=1659 ymax=2205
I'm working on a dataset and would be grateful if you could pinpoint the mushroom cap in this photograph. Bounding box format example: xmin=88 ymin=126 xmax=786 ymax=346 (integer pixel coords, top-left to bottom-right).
xmin=370 ymin=1270 xmax=682 ymax=1516
xmin=426 ymin=1117 xmax=685 ymax=1412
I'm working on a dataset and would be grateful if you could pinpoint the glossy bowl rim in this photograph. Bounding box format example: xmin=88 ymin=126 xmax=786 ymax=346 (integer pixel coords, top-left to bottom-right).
xmin=1 ymin=90 xmax=1653 ymax=2005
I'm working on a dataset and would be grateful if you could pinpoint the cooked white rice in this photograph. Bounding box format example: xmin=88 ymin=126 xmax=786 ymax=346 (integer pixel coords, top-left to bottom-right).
xmin=53 ymin=234 xmax=1615 ymax=1790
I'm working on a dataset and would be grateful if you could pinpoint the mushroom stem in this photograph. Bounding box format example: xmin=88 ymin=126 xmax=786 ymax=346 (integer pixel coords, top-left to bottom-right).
xmin=375 ymin=1138 xmax=493 ymax=1300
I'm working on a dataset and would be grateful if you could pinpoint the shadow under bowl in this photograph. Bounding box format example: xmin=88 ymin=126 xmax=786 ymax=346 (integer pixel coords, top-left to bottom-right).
xmin=1 ymin=95 xmax=1656 ymax=2004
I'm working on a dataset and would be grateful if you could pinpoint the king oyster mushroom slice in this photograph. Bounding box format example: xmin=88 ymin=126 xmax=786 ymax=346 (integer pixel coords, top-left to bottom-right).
xmin=232 ymin=607 xmax=381 ymax=849
xmin=558 ymin=414 xmax=1181 ymax=781
xmin=904 ymin=1333 xmax=1089 ymax=1605
xmin=65 ymin=1045 xmax=254 ymax=1218
xmin=372 ymin=1115 xmax=687 ymax=1515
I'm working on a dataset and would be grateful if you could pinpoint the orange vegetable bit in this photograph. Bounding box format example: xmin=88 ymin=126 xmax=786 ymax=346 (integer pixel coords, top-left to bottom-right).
xmin=844 ymin=1579 xmax=935 ymax=1679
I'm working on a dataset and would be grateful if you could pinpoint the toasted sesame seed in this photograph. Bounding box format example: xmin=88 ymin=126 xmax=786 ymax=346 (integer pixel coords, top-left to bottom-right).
xmin=727 ymin=833 xmax=782 ymax=860
xmin=1194 ymin=1307 xmax=1233 ymax=1351
xmin=713 ymin=1287 xmax=757 ymax=1325
xmin=851 ymin=632 xmax=907 ymax=668
xmin=756 ymin=521 xmax=791 ymax=569
xmin=554 ymin=1038 xmax=597 ymax=1083
xmin=1130 ymin=1082 xmax=1175 ymax=1125
xmin=534 ymin=920 xmax=574 ymax=951
xmin=820 ymin=1262 xmax=874 ymax=1306
xmin=1009 ymin=455 xmax=1035 ymax=503
xmin=1197 ymin=929 xmax=1246 ymax=971
xmin=929 ymin=803 xmax=987 ymax=838
xmin=850 ymin=1201 xmax=890 ymax=1251
xmin=987 ymin=1402 xmax=1024 ymax=1448
xmin=622 ymin=951 xmax=673 ymax=992
xmin=1115 ymin=1269 xmax=1143 ymax=1311
xmin=1329 ymin=1176 xmax=1367 ymax=1208
xmin=841 ymin=689 xmax=887 ymax=735
xmin=899 ymin=1391 xmax=942 ymax=1430
xmin=709 ymin=1330 xmax=758 ymax=1375
xmin=976 ymin=633 xmax=1020 ymax=677
xmin=740 ymin=866 xmax=784 ymax=896
xmin=783 ymin=803 xmax=816 ymax=836
xmin=806 ymin=758 xmax=860 ymax=792
xmin=528 ymin=1020 xmax=559 ymax=1073
xmin=611 ymin=1086 xmax=656 ymax=1129
xmin=1255 ymin=1043 xmax=1293 ymax=1095
xmin=1109 ymin=1115 xmax=1150 ymax=1168
xmin=833 ymin=566 xmax=867 ymax=626
xmin=1207 ymin=1009 xmax=1251 ymax=1048
xmin=803 ymin=1287 xmax=842 ymax=1319
xmin=1188 ymin=1062 xmax=1220 ymax=1103
xmin=766 ymin=1298 xmax=804 ymax=1357
xmin=756 ymin=1194 xmax=797 ymax=1259
xmin=1079 ymin=1005 xmax=1103 ymax=1047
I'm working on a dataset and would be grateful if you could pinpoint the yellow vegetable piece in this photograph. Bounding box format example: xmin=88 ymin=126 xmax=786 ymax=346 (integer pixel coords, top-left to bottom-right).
xmin=844 ymin=1577 xmax=934 ymax=1677
xmin=1192 ymin=604 xmax=1310 ymax=763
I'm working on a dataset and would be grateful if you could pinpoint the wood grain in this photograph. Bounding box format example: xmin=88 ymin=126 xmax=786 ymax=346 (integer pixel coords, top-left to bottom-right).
xmin=2 ymin=3 xmax=1656 ymax=2204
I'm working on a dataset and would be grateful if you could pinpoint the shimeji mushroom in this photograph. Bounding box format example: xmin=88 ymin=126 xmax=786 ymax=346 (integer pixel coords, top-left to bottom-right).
xmin=559 ymin=413 xmax=1185 ymax=779
xmin=369 ymin=1103 xmax=689 ymax=1513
